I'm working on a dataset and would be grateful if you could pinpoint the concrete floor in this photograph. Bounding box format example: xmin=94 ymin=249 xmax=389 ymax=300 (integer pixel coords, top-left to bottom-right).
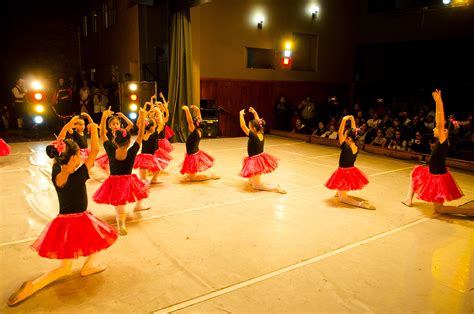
xmin=0 ymin=136 xmax=473 ymax=313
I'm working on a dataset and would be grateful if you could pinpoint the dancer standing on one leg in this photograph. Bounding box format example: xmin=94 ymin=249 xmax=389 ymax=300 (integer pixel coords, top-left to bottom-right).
xmin=180 ymin=105 xmax=219 ymax=181
xmin=401 ymin=90 xmax=470 ymax=215
xmin=133 ymin=104 xmax=168 ymax=183
xmin=325 ymin=115 xmax=375 ymax=210
xmin=7 ymin=120 xmax=117 ymax=306
xmin=239 ymin=107 xmax=286 ymax=194
xmin=92 ymin=108 xmax=150 ymax=236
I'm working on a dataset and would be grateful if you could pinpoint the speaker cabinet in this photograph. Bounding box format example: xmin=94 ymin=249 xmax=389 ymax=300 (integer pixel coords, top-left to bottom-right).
xmin=202 ymin=119 xmax=219 ymax=138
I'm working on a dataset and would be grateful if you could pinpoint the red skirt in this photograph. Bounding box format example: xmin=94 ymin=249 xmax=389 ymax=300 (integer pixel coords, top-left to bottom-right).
xmin=239 ymin=152 xmax=279 ymax=178
xmin=158 ymin=138 xmax=174 ymax=153
xmin=411 ymin=165 xmax=463 ymax=203
xmin=80 ymin=148 xmax=91 ymax=162
xmin=325 ymin=167 xmax=369 ymax=191
xmin=165 ymin=125 xmax=175 ymax=139
xmin=0 ymin=138 xmax=11 ymax=156
xmin=31 ymin=211 xmax=117 ymax=259
xmin=180 ymin=150 xmax=214 ymax=174
xmin=93 ymin=174 xmax=150 ymax=205
xmin=95 ymin=153 xmax=109 ymax=171
xmin=133 ymin=153 xmax=164 ymax=172
xmin=154 ymin=149 xmax=172 ymax=170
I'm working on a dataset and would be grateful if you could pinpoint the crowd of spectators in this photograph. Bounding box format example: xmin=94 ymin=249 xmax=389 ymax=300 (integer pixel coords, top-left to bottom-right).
xmin=275 ymin=94 xmax=474 ymax=161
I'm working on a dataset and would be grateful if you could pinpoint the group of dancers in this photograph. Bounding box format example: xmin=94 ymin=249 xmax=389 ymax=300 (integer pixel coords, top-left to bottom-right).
xmin=4 ymin=89 xmax=472 ymax=306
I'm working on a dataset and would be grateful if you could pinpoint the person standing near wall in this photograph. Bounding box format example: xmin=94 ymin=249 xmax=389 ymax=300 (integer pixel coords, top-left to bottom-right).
xmin=11 ymin=78 xmax=27 ymax=129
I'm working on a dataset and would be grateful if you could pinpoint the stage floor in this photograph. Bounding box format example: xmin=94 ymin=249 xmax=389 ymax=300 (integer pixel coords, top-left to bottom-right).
xmin=0 ymin=136 xmax=473 ymax=313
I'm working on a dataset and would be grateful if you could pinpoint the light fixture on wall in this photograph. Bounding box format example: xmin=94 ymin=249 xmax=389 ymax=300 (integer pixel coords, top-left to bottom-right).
xmin=442 ymin=0 xmax=451 ymax=4
xmin=257 ymin=15 xmax=264 ymax=29
xmin=310 ymin=5 xmax=319 ymax=20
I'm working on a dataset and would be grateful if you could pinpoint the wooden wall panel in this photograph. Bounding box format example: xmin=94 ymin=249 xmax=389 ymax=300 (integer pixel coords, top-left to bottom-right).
xmin=201 ymin=78 xmax=349 ymax=137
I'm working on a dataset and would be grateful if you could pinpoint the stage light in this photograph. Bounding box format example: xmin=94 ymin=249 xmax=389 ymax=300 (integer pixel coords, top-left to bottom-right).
xmin=129 ymin=103 xmax=138 ymax=111
xmin=35 ymin=105 xmax=45 ymax=113
xmin=129 ymin=112 xmax=138 ymax=120
xmin=33 ymin=116 xmax=44 ymax=124
xmin=31 ymin=81 xmax=42 ymax=90
xmin=129 ymin=83 xmax=138 ymax=91
xmin=442 ymin=0 xmax=451 ymax=4
xmin=256 ymin=15 xmax=264 ymax=29
xmin=283 ymin=57 xmax=290 ymax=65
xmin=130 ymin=94 xmax=138 ymax=101
xmin=285 ymin=42 xmax=292 ymax=50
xmin=309 ymin=4 xmax=319 ymax=19
xmin=284 ymin=50 xmax=291 ymax=57
xmin=34 ymin=92 xmax=43 ymax=101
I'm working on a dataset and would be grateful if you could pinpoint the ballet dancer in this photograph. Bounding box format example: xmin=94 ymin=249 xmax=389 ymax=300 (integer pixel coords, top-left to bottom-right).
xmin=7 ymin=120 xmax=117 ymax=306
xmin=92 ymin=108 xmax=151 ymax=235
xmin=133 ymin=104 xmax=168 ymax=183
xmin=325 ymin=115 xmax=375 ymax=210
xmin=180 ymin=105 xmax=219 ymax=181
xmin=239 ymin=107 xmax=286 ymax=194
xmin=401 ymin=90 xmax=471 ymax=215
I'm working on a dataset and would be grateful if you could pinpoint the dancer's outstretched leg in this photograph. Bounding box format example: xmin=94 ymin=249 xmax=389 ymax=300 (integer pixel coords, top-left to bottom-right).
xmin=250 ymin=175 xmax=286 ymax=194
xmin=433 ymin=202 xmax=474 ymax=216
xmin=80 ymin=253 xmax=107 ymax=277
xmin=189 ymin=173 xmax=220 ymax=182
xmin=8 ymin=260 xmax=73 ymax=306
xmin=337 ymin=191 xmax=375 ymax=210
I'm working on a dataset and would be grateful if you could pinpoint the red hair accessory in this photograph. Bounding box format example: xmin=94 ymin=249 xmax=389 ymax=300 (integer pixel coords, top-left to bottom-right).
xmin=449 ymin=117 xmax=459 ymax=128
xmin=52 ymin=139 xmax=66 ymax=155
xmin=145 ymin=120 xmax=150 ymax=127
xmin=117 ymin=128 xmax=127 ymax=137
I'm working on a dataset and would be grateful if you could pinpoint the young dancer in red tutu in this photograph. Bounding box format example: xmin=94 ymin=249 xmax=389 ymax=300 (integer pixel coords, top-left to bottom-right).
xmin=155 ymin=94 xmax=175 ymax=153
xmin=239 ymin=107 xmax=286 ymax=194
xmin=0 ymin=138 xmax=11 ymax=156
xmin=7 ymin=120 xmax=117 ymax=306
xmin=133 ymin=104 xmax=169 ymax=183
xmin=93 ymin=108 xmax=150 ymax=235
xmin=401 ymin=90 xmax=471 ymax=215
xmin=155 ymin=91 xmax=175 ymax=140
xmin=180 ymin=105 xmax=219 ymax=181
xmin=325 ymin=115 xmax=375 ymax=210
xmin=63 ymin=113 xmax=94 ymax=162
xmin=95 ymin=112 xmax=134 ymax=172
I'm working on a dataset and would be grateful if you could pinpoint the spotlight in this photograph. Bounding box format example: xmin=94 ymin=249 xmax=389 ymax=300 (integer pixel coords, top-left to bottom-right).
xmin=284 ymin=50 xmax=291 ymax=57
xmin=129 ymin=104 xmax=138 ymax=111
xmin=130 ymin=94 xmax=138 ymax=101
xmin=129 ymin=112 xmax=138 ymax=120
xmin=256 ymin=15 xmax=264 ymax=29
xmin=310 ymin=5 xmax=319 ymax=19
xmin=285 ymin=42 xmax=292 ymax=50
xmin=442 ymin=0 xmax=451 ymax=4
xmin=129 ymin=83 xmax=138 ymax=91
xmin=34 ymin=92 xmax=43 ymax=101
xmin=31 ymin=81 xmax=42 ymax=90
xmin=35 ymin=105 xmax=45 ymax=113
xmin=33 ymin=116 xmax=44 ymax=124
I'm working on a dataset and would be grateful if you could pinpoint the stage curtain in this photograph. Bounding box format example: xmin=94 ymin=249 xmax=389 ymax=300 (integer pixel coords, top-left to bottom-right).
xmin=168 ymin=8 xmax=194 ymax=143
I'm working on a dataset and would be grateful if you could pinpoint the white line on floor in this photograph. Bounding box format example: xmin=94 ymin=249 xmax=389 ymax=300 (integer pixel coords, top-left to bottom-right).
xmin=0 ymin=165 xmax=412 ymax=247
xmin=153 ymin=216 xmax=433 ymax=313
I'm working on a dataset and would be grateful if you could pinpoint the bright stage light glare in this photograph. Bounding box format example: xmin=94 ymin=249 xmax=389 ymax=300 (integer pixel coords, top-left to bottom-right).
xmin=129 ymin=112 xmax=138 ymax=120
xmin=284 ymin=50 xmax=291 ymax=57
xmin=129 ymin=104 xmax=138 ymax=111
xmin=130 ymin=94 xmax=138 ymax=101
xmin=35 ymin=105 xmax=45 ymax=113
xmin=31 ymin=81 xmax=42 ymax=90
xmin=129 ymin=83 xmax=138 ymax=91
xmin=442 ymin=0 xmax=451 ymax=4
xmin=34 ymin=92 xmax=43 ymax=101
xmin=34 ymin=116 xmax=44 ymax=124
xmin=285 ymin=42 xmax=292 ymax=50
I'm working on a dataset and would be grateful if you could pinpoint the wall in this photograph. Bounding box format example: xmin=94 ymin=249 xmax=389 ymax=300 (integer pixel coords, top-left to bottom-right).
xmin=81 ymin=0 xmax=140 ymax=83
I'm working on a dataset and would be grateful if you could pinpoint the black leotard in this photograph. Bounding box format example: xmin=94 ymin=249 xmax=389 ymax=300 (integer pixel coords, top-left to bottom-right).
xmin=429 ymin=140 xmax=448 ymax=174
xmin=52 ymin=163 xmax=89 ymax=214
xmin=186 ymin=129 xmax=200 ymax=154
xmin=248 ymin=131 xmax=264 ymax=157
xmin=338 ymin=141 xmax=358 ymax=168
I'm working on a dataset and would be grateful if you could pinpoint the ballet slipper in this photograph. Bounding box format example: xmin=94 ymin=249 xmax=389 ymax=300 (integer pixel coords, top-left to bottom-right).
xmin=401 ymin=200 xmax=413 ymax=207
xmin=210 ymin=173 xmax=220 ymax=180
xmin=150 ymin=179 xmax=162 ymax=184
xmin=359 ymin=201 xmax=376 ymax=210
xmin=80 ymin=263 xmax=107 ymax=277
xmin=118 ymin=224 xmax=128 ymax=236
xmin=276 ymin=185 xmax=287 ymax=194
xmin=7 ymin=281 xmax=33 ymax=306
xmin=133 ymin=202 xmax=151 ymax=212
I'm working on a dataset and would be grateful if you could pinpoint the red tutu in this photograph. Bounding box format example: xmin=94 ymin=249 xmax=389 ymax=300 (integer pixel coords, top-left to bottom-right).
xmin=325 ymin=167 xmax=369 ymax=191
xmin=158 ymin=138 xmax=174 ymax=153
xmin=93 ymin=174 xmax=150 ymax=205
xmin=154 ymin=149 xmax=172 ymax=170
xmin=411 ymin=165 xmax=463 ymax=203
xmin=31 ymin=211 xmax=117 ymax=259
xmin=180 ymin=150 xmax=214 ymax=174
xmin=95 ymin=153 xmax=109 ymax=171
xmin=0 ymin=138 xmax=11 ymax=156
xmin=133 ymin=153 xmax=164 ymax=172
xmin=239 ymin=152 xmax=279 ymax=178
xmin=165 ymin=125 xmax=175 ymax=139
xmin=80 ymin=148 xmax=91 ymax=162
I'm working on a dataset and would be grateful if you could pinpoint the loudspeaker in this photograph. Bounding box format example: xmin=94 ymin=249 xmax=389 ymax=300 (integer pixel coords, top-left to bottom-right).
xmin=202 ymin=119 xmax=219 ymax=137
